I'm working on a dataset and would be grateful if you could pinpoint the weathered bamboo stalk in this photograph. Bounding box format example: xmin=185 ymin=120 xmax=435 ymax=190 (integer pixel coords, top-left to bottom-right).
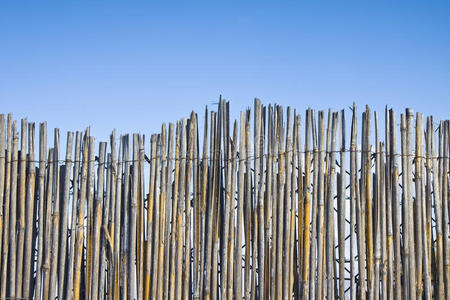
xmin=183 ymin=114 xmax=195 ymax=299
xmin=145 ymin=133 xmax=157 ymax=299
xmin=98 ymin=152 xmax=112 ymax=299
xmin=126 ymin=134 xmax=139 ymax=299
xmin=390 ymin=109 xmax=402 ymax=300
xmin=22 ymin=122 xmax=36 ymax=298
xmin=0 ymin=115 xmax=4 ymax=298
xmin=113 ymin=135 xmax=124 ymax=300
xmin=430 ymin=116 xmax=445 ymax=299
xmin=157 ymin=124 xmax=168 ymax=300
xmin=235 ymin=111 xmax=245 ymax=300
xmin=309 ymin=110 xmax=318 ymax=300
xmin=16 ymin=118 xmax=27 ymax=298
xmin=227 ymin=120 xmax=238 ymax=300
xmin=338 ymin=109 xmax=346 ymax=300
xmin=0 ymin=115 xmax=11 ymax=300
xmin=385 ymin=107 xmax=394 ymax=300
xmin=163 ymin=123 xmax=175 ymax=300
xmin=415 ymin=113 xmax=425 ymax=298
xmin=48 ymin=129 xmax=61 ymax=300
xmin=8 ymin=121 xmax=19 ymax=299
xmin=326 ymin=112 xmax=337 ymax=299
xmin=66 ymin=131 xmax=82 ymax=300
xmin=58 ymin=131 xmax=74 ymax=298
xmin=90 ymin=141 xmax=106 ymax=300
xmin=151 ymin=133 xmax=162 ymax=299
xmin=34 ymin=122 xmax=47 ymax=300
xmin=350 ymin=104 xmax=357 ymax=300
xmin=42 ymin=147 xmax=54 ymax=300
xmin=316 ymin=110 xmax=326 ymax=300
xmin=302 ymin=108 xmax=312 ymax=299
xmin=406 ymin=109 xmax=417 ymax=300
xmin=170 ymin=122 xmax=181 ymax=300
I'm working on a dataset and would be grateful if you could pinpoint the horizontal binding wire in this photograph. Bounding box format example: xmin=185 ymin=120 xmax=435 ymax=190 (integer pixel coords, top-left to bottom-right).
xmin=2 ymin=148 xmax=449 ymax=165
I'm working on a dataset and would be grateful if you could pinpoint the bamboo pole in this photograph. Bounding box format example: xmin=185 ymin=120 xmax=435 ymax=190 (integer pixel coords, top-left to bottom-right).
xmin=316 ymin=111 xmax=326 ymax=300
xmin=170 ymin=121 xmax=181 ymax=300
xmin=389 ymin=109 xmax=402 ymax=300
xmin=121 ymin=135 xmax=131 ymax=298
xmin=98 ymin=152 xmax=112 ymax=299
xmin=415 ymin=113 xmax=425 ymax=298
xmin=157 ymin=124 xmax=168 ymax=299
xmin=417 ymin=113 xmax=432 ymax=299
xmin=113 ymin=135 xmax=124 ymax=300
xmin=66 ymin=131 xmax=82 ymax=300
xmin=293 ymin=113 xmax=302 ymax=298
xmin=7 ymin=121 xmax=19 ymax=299
xmin=107 ymin=130 xmax=116 ymax=300
xmin=338 ymin=110 xmax=346 ymax=300
xmin=151 ymin=133 xmax=162 ymax=299
xmin=227 ymin=120 xmax=238 ymax=299
xmin=283 ymin=107 xmax=292 ymax=299
xmin=430 ymin=116 xmax=445 ymax=299
xmin=203 ymin=112 xmax=216 ymax=300
xmin=425 ymin=117 xmax=434 ymax=299
xmin=57 ymin=131 xmax=74 ymax=298
xmin=145 ymin=134 xmax=157 ymax=299
xmin=254 ymin=98 xmax=266 ymax=300
xmin=326 ymin=112 xmax=337 ymax=299
xmin=23 ymin=122 xmax=35 ymax=298
xmin=266 ymin=106 xmax=275 ymax=300
xmin=192 ymin=114 xmax=201 ymax=299
xmin=0 ymin=115 xmax=11 ymax=300
xmin=42 ymin=147 xmax=54 ymax=300
xmin=137 ymin=135 xmax=145 ymax=300
xmin=349 ymin=105 xmax=357 ymax=300
xmin=0 ymin=115 xmax=4 ymax=298
xmin=196 ymin=109 xmax=208 ymax=299
xmin=211 ymin=106 xmax=222 ymax=300
xmin=163 ymin=123 xmax=175 ymax=300
xmin=48 ymin=129 xmax=62 ymax=299
xmin=354 ymin=107 xmax=367 ymax=300
xmin=309 ymin=110 xmax=319 ymax=300
xmin=400 ymin=114 xmax=409 ymax=300
xmin=75 ymin=131 xmax=88 ymax=298
xmin=127 ymin=134 xmax=138 ymax=299
xmin=235 ymin=111 xmax=245 ymax=300
xmin=385 ymin=107 xmax=394 ymax=300
xmin=175 ymin=119 xmax=188 ymax=300
xmin=406 ymin=109 xmax=417 ymax=300
xmin=302 ymin=108 xmax=312 ymax=299
xmin=222 ymin=102 xmax=232 ymax=298
xmin=373 ymin=113 xmax=381 ymax=300
xmin=192 ymin=115 xmax=200 ymax=300
xmin=16 ymin=118 xmax=27 ymax=298
xmin=441 ymin=121 xmax=450 ymax=300
xmin=91 ymin=141 xmax=106 ymax=300
xmin=183 ymin=114 xmax=195 ymax=299
xmin=33 ymin=123 xmax=46 ymax=298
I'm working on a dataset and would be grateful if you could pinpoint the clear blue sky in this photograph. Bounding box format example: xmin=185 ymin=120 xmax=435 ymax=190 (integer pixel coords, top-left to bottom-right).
xmin=1 ymin=1 xmax=449 ymax=142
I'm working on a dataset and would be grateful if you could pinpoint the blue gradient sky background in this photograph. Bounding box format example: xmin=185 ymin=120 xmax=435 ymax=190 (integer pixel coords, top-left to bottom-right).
xmin=1 ymin=1 xmax=449 ymax=141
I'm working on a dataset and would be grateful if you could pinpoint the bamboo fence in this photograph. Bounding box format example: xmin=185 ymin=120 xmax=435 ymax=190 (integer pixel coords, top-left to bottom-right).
xmin=0 ymin=99 xmax=449 ymax=299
